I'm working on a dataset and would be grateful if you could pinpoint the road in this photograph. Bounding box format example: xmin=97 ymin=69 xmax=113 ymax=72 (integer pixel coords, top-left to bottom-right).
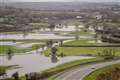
xmin=56 ymin=59 xmax=120 ymax=80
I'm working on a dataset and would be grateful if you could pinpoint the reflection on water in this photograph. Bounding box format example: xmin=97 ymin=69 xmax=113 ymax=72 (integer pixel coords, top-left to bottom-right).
xmin=6 ymin=49 xmax=14 ymax=60
xmin=6 ymin=54 xmax=14 ymax=60
xmin=7 ymin=55 xmax=12 ymax=60
xmin=51 ymin=55 xmax=58 ymax=63
xmin=51 ymin=46 xmax=58 ymax=63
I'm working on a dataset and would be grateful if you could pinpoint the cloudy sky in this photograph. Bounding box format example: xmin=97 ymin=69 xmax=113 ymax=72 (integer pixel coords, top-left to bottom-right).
xmin=4 ymin=0 xmax=120 ymax=2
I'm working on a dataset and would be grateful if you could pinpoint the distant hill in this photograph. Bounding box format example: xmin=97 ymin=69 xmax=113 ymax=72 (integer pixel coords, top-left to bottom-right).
xmin=0 ymin=2 xmax=119 ymax=10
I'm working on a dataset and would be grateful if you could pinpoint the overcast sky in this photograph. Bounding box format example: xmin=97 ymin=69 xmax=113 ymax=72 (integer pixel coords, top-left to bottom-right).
xmin=4 ymin=0 xmax=120 ymax=2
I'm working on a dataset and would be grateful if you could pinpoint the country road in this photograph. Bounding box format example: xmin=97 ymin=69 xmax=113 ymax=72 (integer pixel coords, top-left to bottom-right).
xmin=55 ymin=59 xmax=120 ymax=80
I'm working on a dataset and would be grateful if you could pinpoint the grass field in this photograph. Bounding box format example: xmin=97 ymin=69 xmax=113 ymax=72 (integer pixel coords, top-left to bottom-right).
xmin=0 ymin=65 xmax=19 ymax=75
xmin=63 ymin=40 xmax=120 ymax=46
xmin=83 ymin=64 xmax=120 ymax=80
xmin=43 ymin=47 xmax=120 ymax=56
xmin=29 ymin=22 xmax=50 ymax=28
xmin=64 ymin=40 xmax=101 ymax=46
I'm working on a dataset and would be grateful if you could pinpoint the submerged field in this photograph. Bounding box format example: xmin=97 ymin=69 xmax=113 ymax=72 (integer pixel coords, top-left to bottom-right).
xmin=0 ymin=44 xmax=43 ymax=54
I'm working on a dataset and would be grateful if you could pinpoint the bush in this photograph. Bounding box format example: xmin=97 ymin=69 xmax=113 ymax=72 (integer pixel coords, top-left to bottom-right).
xmin=103 ymin=56 xmax=114 ymax=60
xmin=0 ymin=67 xmax=6 ymax=76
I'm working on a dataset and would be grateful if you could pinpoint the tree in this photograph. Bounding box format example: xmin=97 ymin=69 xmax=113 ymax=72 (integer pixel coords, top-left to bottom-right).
xmin=12 ymin=72 xmax=19 ymax=80
xmin=51 ymin=46 xmax=58 ymax=63
xmin=46 ymin=40 xmax=53 ymax=48
xmin=0 ymin=67 xmax=6 ymax=77
xmin=6 ymin=48 xmax=13 ymax=60
xmin=49 ymin=23 xmax=55 ymax=31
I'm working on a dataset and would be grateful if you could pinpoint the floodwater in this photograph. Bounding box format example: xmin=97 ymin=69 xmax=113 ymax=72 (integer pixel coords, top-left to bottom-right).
xmin=0 ymin=33 xmax=74 ymax=40
xmin=54 ymin=25 xmax=83 ymax=31
xmin=0 ymin=42 xmax=16 ymax=46
xmin=0 ymin=41 xmax=44 ymax=48
xmin=0 ymin=53 xmax=94 ymax=77
xmin=35 ymin=25 xmax=83 ymax=32
xmin=0 ymin=25 xmax=94 ymax=77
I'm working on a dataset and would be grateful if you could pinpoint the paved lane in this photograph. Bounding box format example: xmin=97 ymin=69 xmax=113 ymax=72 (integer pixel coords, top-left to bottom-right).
xmin=56 ymin=60 xmax=120 ymax=80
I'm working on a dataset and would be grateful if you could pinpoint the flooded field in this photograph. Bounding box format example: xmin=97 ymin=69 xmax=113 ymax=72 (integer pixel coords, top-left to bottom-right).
xmin=0 ymin=33 xmax=74 ymax=40
xmin=0 ymin=53 xmax=94 ymax=77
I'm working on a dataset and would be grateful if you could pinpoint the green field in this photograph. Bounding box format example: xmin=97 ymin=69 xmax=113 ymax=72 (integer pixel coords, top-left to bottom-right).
xmin=61 ymin=19 xmax=81 ymax=25
xmin=43 ymin=39 xmax=120 ymax=56
xmin=29 ymin=22 xmax=50 ymax=28
xmin=63 ymin=40 xmax=120 ymax=46
xmin=44 ymin=47 xmax=120 ymax=56
xmin=64 ymin=40 xmax=102 ymax=46
xmin=83 ymin=64 xmax=120 ymax=80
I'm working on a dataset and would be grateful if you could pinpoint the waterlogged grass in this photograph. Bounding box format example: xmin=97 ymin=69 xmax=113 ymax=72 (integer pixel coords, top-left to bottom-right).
xmin=0 ymin=65 xmax=19 ymax=75
xmin=0 ymin=46 xmax=30 ymax=54
xmin=0 ymin=66 xmax=11 ymax=72
xmin=83 ymin=64 xmax=120 ymax=80
xmin=44 ymin=47 xmax=120 ymax=56
xmin=0 ymin=44 xmax=42 ymax=54
xmin=0 ymin=65 xmax=19 ymax=70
